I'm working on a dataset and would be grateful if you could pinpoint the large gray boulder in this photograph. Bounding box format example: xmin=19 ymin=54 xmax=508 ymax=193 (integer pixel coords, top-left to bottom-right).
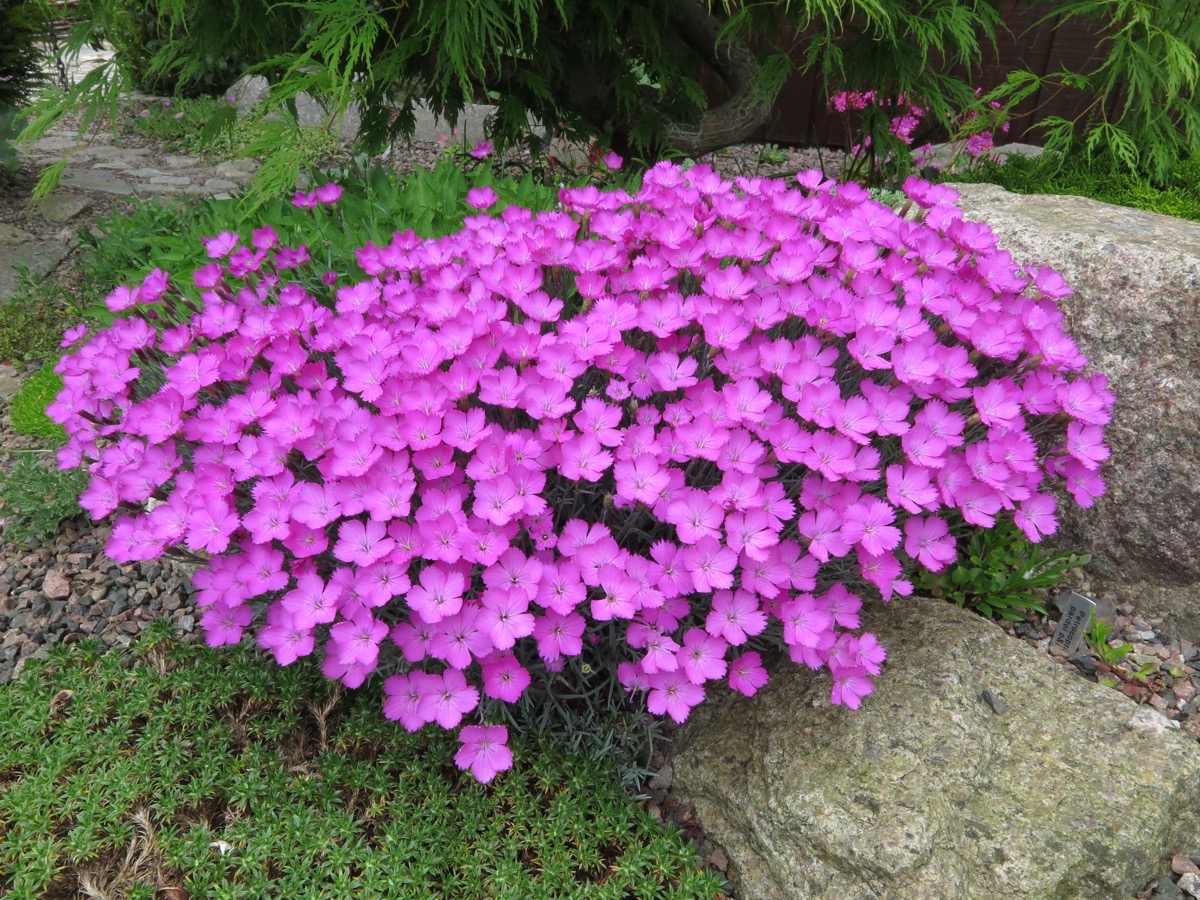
xmin=950 ymin=183 xmax=1200 ymax=643
xmin=669 ymin=597 xmax=1200 ymax=900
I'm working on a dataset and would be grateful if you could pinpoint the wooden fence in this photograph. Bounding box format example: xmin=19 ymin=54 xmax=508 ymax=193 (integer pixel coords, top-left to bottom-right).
xmin=713 ymin=0 xmax=1122 ymax=147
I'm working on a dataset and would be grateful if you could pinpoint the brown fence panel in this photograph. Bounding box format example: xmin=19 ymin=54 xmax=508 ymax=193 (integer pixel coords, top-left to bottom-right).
xmin=703 ymin=1 xmax=1120 ymax=148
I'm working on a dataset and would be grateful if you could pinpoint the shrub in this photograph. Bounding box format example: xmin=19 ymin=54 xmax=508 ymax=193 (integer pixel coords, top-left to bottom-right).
xmin=51 ymin=164 xmax=1112 ymax=780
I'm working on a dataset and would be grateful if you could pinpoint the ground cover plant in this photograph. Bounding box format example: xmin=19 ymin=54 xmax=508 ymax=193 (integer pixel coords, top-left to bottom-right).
xmin=939 ymin=150 xmax=1200 ymax=224
xmin=48 ymin=159 xmax=1113 ymax=780
xmin=0 ymin=625 xmax=725 ymax=898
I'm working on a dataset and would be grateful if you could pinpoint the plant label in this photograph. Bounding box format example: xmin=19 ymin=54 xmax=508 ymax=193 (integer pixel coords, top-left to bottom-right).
xmin=1051 ymin=591 xmax=1095 ymax=657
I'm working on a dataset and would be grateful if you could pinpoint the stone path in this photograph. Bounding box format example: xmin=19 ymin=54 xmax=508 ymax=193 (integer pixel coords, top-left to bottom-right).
xmin=1 ymin=95 xmax=265 ymax=306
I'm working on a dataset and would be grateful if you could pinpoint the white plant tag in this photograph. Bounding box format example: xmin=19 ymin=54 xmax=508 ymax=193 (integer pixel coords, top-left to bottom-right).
xmin=1051 ymin=591 xmax=1095 ymax=657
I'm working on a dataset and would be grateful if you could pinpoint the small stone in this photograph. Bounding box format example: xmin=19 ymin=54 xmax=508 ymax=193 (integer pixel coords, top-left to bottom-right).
xmin=1175 ymin=856 xmax=1200 ymax=876
xmin=42 ymin=570 xmax=71 ymax=599
xmin=213 ymin=158 xmax=260 ymax=179
xmin=162 ymin=594 xmax=182 ymax=612
xmin=709 ymin=846 xmax=729 ymax=872
xmin=1175 ymin=682 xmax=1197 ymax=704
xmin=61 ymin=173 xmax=136 ymax=196
xmin=178 ymin=615 xmax=195 ymax=633
xmin=648 ymin=767 xmax=673 ymax=791
xmin=148 ymin=175 xmax=192 ymax=186
xmin=1178 ymin=872 xmax=1200 ymax=898
xmin=37 ymin=194 xmax=93 ymax=223
xmin=1127 ymin=707 xmax=1171 ymax=737
xmin=0 ymin=224 xmax=36 ymax=245
xmin=90 ymin=586 xmax=108 ymax=602
xmin=203 ymin=178 xmax=240 ymax=192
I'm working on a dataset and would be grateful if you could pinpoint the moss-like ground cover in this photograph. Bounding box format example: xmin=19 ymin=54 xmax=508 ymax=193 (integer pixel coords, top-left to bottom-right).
xmin=0 ymin=625 xmax=725 ymax=899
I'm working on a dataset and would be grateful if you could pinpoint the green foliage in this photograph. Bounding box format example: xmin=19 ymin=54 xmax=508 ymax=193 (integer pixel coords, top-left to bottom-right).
xmin=10 ymin=363 xmax=65 ymax=444
xmin=0 ymin=105 xmax=24 ymax=173
xmin=78 ymin=156 xmax=608 ymax=311
xmin=987 ymin=0 xmax=1199 ymax=184
xmin=0 ymin=453 xmax=86 ymax=545
xmin=944 ymin=150 xmax=1200 ymax=223
xmin=0 ymin=0 xmax=50 ymax=109
xmin=1084 ymin=612 xmax=1132 ymax=666
xmin=72 ymin=0 xmax=304 ymax=97
xmin=128 ymin=94 xmax=345 ymax=169
xmin=0 ymin=282 xmax=78 ymax=364
xmin=0 ymin=634 xmax=725 ymax=898
xmin=915 ymin=521 xmax=1091 ymax=622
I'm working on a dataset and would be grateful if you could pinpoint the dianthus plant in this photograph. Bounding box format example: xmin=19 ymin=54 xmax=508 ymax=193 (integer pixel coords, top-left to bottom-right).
xmin=50 ymin=164 xmax=1112 ymax=781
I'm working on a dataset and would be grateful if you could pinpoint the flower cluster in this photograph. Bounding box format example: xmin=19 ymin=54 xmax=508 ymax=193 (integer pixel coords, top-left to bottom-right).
xmin=828 ymin=88 xmax=1012 ymax=172
xmin=50 ymin=164 xmax=1111 ymax=780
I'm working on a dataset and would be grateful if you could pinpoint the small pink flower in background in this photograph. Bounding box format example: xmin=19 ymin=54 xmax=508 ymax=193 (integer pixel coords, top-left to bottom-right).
xmin=603 ymin=151 xmax=623 ymax=170
xmin=315 ymin=183 xmax=343 ymax=204
xmin=469 ymin=141 xmax=493 ymax=159
xmin=60 ymin=324 xmax=88 ymax=348
xmin=466 ymin=186 xmax=497 ymax=209
xmin=202 ymin=231 xmax=239 ymax=259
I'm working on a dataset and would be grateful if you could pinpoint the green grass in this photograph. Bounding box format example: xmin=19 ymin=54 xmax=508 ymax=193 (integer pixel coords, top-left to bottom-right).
xmin=0 ymin=627 xmax=726 ymax=899
xmin=944 ymin=151 xmax=1200 ymax=223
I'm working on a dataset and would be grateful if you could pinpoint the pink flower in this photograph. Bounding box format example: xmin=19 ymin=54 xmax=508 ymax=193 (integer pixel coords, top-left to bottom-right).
xmin=315 ymin=183 xmax=343 ymax=204
xmin=418 ymin=668 xmax=479 ymax=729
xmin=533 ymin=609 xmax=585 ymax=661
xmin=383 ymin=671 xmax=438 ymax=731
xmin=201 ymin=602 xmax=251 ymax=647
xmin=407 ymin=566 xmax=465 ymax=624
xmin=679 ymin=628 xmax=728 ymax=684
xmin=333 ymin=518 xmax=395 ymax=566
xmin=780 ymin=594 xmax=833 ymax=649
xmin=903 ymin=516 xmax=957 ymax=571
xmin=728 ymin=651 xmax=769 ymax=696
xmin=468 ymin=141 xmax=493 ymax=159
xmin=1014 ymin=493 xmax=1058 ymax=542
xmin=455 ymin=724 xmax=513 ymax=783
xmin=202 ymin=231 xmax=239 ymax=259
xmin=645 ymin=669 xmax=706 ymax=723
xmin=840 ymin=497 xmax=901 ymax=556
xmin=830 ymin=666 xmax=874 ymax=709
xmin=481 ymin=654 xmax=531 ymax=702
xmin=466 ymin=187 xmax=497 ymax=210
xmin=705 ymin=590 xmax=768 ymax=645
xmin=329 ymin=612 xmax=388 ymax=668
